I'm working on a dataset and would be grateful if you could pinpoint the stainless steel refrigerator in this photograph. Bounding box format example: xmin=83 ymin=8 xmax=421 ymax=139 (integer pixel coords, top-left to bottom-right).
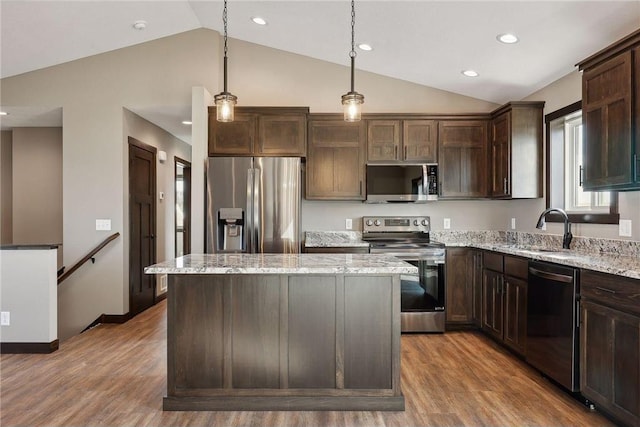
xmin=206 ymin=157 xmax=301 ymax=254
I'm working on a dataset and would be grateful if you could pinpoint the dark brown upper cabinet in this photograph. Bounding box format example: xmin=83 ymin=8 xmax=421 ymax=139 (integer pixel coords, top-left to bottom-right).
xmin=489 ymin=102 xmax=544 ymax=199
xmin=367 ymin=119 xmax=437 ymax=163
xmin=577 ymin=29 xmax=640 ymax=191
xmin=208 ymin=107 xmax=308 ymax=157
xmin=438 ymin=120 xmax=489 ymax=199
xmin=306 ymin=115 xmax=366 ymax=200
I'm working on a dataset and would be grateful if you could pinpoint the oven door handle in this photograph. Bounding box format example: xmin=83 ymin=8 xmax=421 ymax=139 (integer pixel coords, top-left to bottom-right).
xmin=529 ymin=267 xmax=573 ymax=283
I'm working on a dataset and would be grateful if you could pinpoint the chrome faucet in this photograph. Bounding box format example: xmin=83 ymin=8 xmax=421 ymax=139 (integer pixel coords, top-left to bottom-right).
xmin=536 ymin=208 xmax=573 ymax=249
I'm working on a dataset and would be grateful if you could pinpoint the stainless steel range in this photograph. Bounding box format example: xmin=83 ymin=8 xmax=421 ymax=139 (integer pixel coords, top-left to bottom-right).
xmin=362 ymin=216 xmax=445 ymax=333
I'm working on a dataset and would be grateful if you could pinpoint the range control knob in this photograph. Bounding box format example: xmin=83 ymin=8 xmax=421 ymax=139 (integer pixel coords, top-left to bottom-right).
xmin=374 ymin=219 xmax=382 ymax=226
xmin=366 ymin=219 xmax=373 ymax=226
xmin=413 ymin=219 xmax=419 ymax=226
xmin=421 ymin=219 xmax=429 ymax=226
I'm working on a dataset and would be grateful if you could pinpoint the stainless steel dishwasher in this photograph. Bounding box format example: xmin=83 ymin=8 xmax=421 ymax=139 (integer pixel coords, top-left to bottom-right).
xmin=526 ymin=260 xmax=580 ymax=392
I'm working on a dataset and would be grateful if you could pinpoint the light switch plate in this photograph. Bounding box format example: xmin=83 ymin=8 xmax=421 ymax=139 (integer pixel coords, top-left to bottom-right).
xmin=619 ymin=219 xmax=632 ymax=237
xmin=345 ymin=218 xmax=352 ymax=230
xmin=511 ymin=218 xmax=516 ymax=230
xmin=443 ymin=218 xmax=451 ymax=229
xmin=1 ymin=311 xmax=10 ymax=326
xmin=96 ymin=219 xmax=111 ymax=231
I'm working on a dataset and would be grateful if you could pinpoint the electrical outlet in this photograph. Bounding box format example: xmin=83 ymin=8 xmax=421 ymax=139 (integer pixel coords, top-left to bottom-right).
xmin=1 ymin=311 xmax=10 ymax=326
xmin=511 ymin=218 xmax=516 ymax=230
xmin=443 ymin=218 xmax=451 ymax=229
xmin=619 ymin=219 xmax=632 ymax=237
xmin=159 ymin=275 xmax=168 ymax=293
xmin=345 ymin=218 xmax=352 ymax=230
xmin=95 ymin=219 xmax=111 ymax=231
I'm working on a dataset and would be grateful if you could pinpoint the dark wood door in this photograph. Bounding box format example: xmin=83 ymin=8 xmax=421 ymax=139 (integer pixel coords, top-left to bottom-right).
xmin=503 ymin=276 xmax=527 ymax=355
xmin=445 ymin=248 xmax=473 ymax=324
xmin=128 ymin=138 xmax=156 ymax=316
xmin=257 ymin=114 xmax=306 ymax=156
xmin=403 ymin=120 xmax=437 ymax=162
xmin=482 ymin=269 xmax=504 ymax=341
xmin=491 ymin=112 xmax=511 ymax=198
xmin=306 ymin=119 xmax=366 ymax=200
xmin=367 ymin=120 xmax=400 ymax=161
xmin=438 ymin=120 xmax=489 ymax=198
xmin=582 ymin=51 xmax=633 ymax=190
xmin=208 ymin=112 xmax=256 ymax=156
xmin=175 ymin=157 xmax=191 ymax=257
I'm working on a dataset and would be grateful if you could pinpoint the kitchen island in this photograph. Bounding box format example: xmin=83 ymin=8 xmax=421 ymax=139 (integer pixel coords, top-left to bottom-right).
xmin=144 ymin=253 xmax=416 ymax=411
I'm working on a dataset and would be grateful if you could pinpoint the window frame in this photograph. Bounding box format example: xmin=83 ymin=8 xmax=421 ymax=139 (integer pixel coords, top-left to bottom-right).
xmin=544 ymin=101 xmax=619 ymax=224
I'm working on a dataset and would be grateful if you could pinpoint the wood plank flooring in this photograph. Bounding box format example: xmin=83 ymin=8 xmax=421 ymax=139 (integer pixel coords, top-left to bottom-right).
xmin=1 ymin=300 xmax=616 ymax=427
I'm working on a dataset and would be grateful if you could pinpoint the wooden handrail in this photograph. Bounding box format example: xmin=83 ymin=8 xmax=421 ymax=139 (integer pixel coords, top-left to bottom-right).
xmin=58 ymin=232 xmax=120 ymax=285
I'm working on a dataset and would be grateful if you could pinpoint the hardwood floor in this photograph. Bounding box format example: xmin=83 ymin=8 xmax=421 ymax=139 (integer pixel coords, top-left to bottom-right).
xmin=1 ymin=300 xmax=615 ymax=427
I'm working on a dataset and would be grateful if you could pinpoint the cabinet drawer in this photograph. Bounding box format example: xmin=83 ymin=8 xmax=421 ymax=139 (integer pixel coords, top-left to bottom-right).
xmin=483 ymin=252 xmax=503 ymax=272
xmin=581 ymin=270 xmax=640 ymax=316
xmin=504 ymin=256 xmax=528 ymax=280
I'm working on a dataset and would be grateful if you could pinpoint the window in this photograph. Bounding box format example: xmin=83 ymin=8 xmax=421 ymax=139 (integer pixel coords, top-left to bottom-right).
xmin=545 ymin=101 xmax=618 ymax=224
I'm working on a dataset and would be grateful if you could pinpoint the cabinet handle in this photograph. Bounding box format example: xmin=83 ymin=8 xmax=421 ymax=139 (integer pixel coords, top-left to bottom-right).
xmin=595 ymin=286 xmax=616 ymax=294
xmin=503 ymin=177 xmax=508 ymax=195
xmin=359 ymin=180 xmax=363 ymax=195
xmin=576 ymin=300 xmax=581 ymax=328
xmin=404 ymin=146 xmax=407 ymax=159
xmin=579 ymin=165 xmax=583 ymax=187
xmin=395 ymin=146 xmax=398 ymax=159
xmin=634 ymin=154 xmax=638 ymax=181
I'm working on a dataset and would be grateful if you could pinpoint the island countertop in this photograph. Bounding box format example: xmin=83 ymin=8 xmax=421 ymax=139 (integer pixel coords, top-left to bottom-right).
xmin=144 ymin=253 xmax=417 ymax=275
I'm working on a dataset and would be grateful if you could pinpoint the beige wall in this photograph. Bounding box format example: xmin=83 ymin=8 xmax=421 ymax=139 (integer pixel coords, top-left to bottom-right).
xmin=11 ymin=128 xmax=63 ymax=248
xmin=522 ymin=70 xmax=640 ymax=240
xmin=0 ymin=131 xmax=12 ymax=244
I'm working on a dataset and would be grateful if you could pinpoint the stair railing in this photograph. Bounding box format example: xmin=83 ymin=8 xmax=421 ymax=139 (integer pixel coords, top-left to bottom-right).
xmin=57 ymin=232 xmax=120 ymax=285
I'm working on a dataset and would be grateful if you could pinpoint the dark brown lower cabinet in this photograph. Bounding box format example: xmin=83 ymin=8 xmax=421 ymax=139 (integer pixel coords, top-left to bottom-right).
xmin=482 ymin=252 xmax=527 ymax=356
xmin=581 ymin=270 xmax=640 ymax=427
xmin=445 ymin=248 xmax=483 ymax=327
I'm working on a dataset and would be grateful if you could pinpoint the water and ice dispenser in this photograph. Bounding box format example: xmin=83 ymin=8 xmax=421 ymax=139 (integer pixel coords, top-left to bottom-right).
xmin=217 ymin=208 xmax=245 ymax=252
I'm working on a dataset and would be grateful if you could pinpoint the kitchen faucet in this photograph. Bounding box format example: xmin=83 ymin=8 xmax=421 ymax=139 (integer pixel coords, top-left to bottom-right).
xmin=536 ymin=208 xmax=573 ymax=249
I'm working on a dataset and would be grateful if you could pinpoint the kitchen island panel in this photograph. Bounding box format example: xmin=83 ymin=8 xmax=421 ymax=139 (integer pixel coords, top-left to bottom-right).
xmin=231 ymin=276 xmax=281 ymax=389
xmin=344 ymin=276 xmax=394 ymax=390
xmin=169 ymin=275 xmax=224 ymax=391
xmin=288 ymin=276 xmax=337 ymax=389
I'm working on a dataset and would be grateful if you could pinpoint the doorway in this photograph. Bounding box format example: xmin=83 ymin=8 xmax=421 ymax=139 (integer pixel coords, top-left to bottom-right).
xmin=128 ymin=137 xmax=156 ymax=317
xmin=175 ymin=157 xmax=191 ymax=257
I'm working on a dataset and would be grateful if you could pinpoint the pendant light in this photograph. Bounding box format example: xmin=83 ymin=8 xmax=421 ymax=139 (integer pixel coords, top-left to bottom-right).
xmin=341 ymin=0 xmax=364 ymax=122
xmin=215 ymin=0 xmax=237 ymax=122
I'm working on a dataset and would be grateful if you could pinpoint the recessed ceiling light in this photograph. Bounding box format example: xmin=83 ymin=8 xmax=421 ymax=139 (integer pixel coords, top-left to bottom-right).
xmin=497 ymin=33 xmax=519 ymax=44
xmin=462 ymin=70 xmax=479 ymax=77
xmin=0 ymin=111 xmax=8 ymax=116
xmin=182 ymin=120 xmax=192 ymax=125
xmin=251 ymin=16 xmax=267 ymax=26
xmin=357 ymin=43 xmax=373 ymax=51
xmin=132 ymin=20 xmax=147 ymax=31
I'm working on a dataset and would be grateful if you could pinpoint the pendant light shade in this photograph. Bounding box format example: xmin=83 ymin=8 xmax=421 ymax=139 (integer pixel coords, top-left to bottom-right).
xmin=342 ymin=0 xmax=364 ymax=122
xmin=215 ymin=0 xmax=237 ymax=122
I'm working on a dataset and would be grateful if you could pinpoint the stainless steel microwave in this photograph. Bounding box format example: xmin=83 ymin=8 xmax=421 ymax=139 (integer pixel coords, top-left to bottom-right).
xmin=366 ymin=164 xmax=438 ymax=203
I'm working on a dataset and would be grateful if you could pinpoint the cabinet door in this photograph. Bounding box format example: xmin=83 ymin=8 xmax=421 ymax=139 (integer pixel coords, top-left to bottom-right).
xmin=307 ymin=120 xmax=366 ymax=200
xmin=367 ymin=120 xmax=400 ymax=161
xmin=581 ymin=300 xmax=640 ymax=427
xmin=257 ymin=114 xmax=306 ymax=156
xmin=503 ymin=276 xmax=527 ymax=355
xmin=403 ymin=120 xmax=437 ymax=162
xmin=582 ymin=51 xmax=634 ymax=190
xmin=482 ymin=269 xmax=504 ymax=341
xmin=490 ymin=112 xmax=511 ymax=198
xmin=445 ymin=248 xmax=473 ymax=324
xmin=208 ymin=113 xmax=257 ymax=156
xmin=438 ymin=120 xmax=489 ymax=198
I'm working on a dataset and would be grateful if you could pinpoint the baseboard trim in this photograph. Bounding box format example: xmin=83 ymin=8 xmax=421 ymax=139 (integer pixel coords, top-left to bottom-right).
xmin=82 ymin=312 xmax=131 ymax=333
xmin=155 ymin=292 xmax=167 ymax=303
xmin=1 ymin=340 xmax=59 ymax=354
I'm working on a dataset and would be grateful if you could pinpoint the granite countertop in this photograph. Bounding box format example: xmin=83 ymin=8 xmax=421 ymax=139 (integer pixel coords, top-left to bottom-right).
xmin=446 ymin=242 xmax=640 ymax=280
xmin=144 ymin=253 xmax=417 ymax=275
xmin=304 ymin=231 xmax=369 ymax=248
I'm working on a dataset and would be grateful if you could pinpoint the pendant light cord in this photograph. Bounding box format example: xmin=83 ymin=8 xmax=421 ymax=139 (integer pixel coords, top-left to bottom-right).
xmin=222 ymin=0 xmax=229 ymax=93
xmin=349 ymin=0 xmax=356 ymax=93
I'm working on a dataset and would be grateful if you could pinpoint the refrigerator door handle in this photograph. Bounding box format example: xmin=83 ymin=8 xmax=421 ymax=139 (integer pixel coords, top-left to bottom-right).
xmin=253 ymin=165 xmax=261 ymax=254
xmin=246 ymin=168 xmax=254 ymax=253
